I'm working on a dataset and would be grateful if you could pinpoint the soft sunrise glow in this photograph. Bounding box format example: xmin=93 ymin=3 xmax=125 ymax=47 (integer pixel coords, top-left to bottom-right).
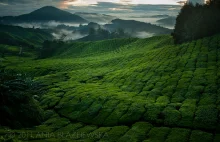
xmin=60 ymin=0 xmax=188 ymax=8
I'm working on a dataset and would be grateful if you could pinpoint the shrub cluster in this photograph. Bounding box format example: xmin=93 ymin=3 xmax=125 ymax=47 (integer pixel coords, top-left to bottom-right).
xmin=0 ymin=68 xmax=44 ymax=128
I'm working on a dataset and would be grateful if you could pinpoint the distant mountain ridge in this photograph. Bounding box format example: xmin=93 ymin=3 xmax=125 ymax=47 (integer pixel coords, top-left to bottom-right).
xmin=54 ymin=19 xmax=172 ymax=41
xmin=0 ymin=6 xmax=87 ymax=24
xmin=104 ymin=19 xmax=172 ymax=35
xmin=157 ymin=16 xmax=176 ymax=27
xmin=75 ymin=12 xmax=117 ymax=23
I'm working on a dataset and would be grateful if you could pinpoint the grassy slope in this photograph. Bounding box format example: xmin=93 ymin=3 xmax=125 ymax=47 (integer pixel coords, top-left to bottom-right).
xmin=1 ymin=35 xmax=220 ymax=141
xmin=0 ymin=24 xmax=53 ymax=47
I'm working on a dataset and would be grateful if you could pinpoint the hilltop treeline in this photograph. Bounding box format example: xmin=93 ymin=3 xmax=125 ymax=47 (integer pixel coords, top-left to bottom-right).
xmin=77 ymin=27 xmax=130 ymax=42
xmin=0 ymin=24 xmax=52 ymax=48
xmin=172 ymin=0 xmax=220 ymax=43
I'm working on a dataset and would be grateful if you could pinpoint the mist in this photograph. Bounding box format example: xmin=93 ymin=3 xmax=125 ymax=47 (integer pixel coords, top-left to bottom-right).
xmin=134 ymin=32 xmax=155 ymax=38
xmin=52 ymin=30 xmax=88 ymax=41
xmin=12 ymin=21 xmax=87 ymax=29
xmin=10 ymin=21 xmax=90 ymax=41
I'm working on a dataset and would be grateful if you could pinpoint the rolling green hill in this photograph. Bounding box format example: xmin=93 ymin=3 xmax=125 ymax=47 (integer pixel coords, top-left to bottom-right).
xmin=0 ymin=24 xmax=53 ymax=47
xmin=1 ymin=34 xmax=220 ymax=141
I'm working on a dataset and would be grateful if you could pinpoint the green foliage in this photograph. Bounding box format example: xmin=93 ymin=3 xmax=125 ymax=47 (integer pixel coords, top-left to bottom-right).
xmin=118 ymin=103 xmax=146 ymax=125
xmin=189 ymin=130 xmax=213 ymax=142
xmin=178 ymin=99 xmax=196 ymax=128
xmin=0 ymin=24 xmax=52 ymax=47
xmin=156 ymin=96 xmax=170 ymax=106
xmin=185 ymin=85 xmax=204 ymax=99
xmin=199 ymin=93 xmax=216 ymax=105
xmin=145 ymin=127 xmax=170 ymax=142
xmin=55 ymin=123 xmax=84 ymax=133
xmin=77 ymin=102 xmax=103 ymax=124
xmin=144 ymin=104 xmax=164 ymax=124
xmin=99 ymin=126 xmax=129 ymax=142
xmin=0 ymin=70 xmax=44 ymax=128
xmin=194 ymin=105 xmax=218 ymax=130
xmin=163 ymin=106 xmax=181 ymax=126
xmin=86 ymin=127 xmax=111 ymax=141
xmin=103 ymin=102 xmax=131 ymax=126
xmin=165 ymin=128 xmax=191 ymax=142
xmin=74 ymin=125 xmax=98 ymax=140
xmin=172 ymin=3 xmax=220 ymax=43
xmin=92 ymin=100 xmax=119 ymax=125
xmin=38 ymin=40 xmax=66 ymax=59
xmin=2 ymin=33 xmax=220 ymax=141
xmin=118 ymin=122 xmax=152 ymax=142
xmin=38 ymin=38 xmax=137 ymax=59
xmin=43 ymin=116 xmax=70 ymax=131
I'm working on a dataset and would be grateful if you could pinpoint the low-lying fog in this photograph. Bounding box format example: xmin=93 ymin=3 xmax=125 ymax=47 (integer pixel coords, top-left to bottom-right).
xmin=10 ymin=5 xmax=179 ymax=40
xmin=52 ymin=30 xmax=88 ymax=41
xmin=12 ymin=21 xmax=86 ymax=29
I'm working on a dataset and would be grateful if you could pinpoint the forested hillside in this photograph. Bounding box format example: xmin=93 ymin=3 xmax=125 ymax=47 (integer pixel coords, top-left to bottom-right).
xmin=172 ymin=0 xmax=220 ymax=43
xmin=0 ymin=24 xmax=53 ymax=47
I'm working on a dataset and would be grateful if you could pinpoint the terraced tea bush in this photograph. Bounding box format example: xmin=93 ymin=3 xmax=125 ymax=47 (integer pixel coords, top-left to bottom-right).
xmin=2 ymin=34 xmax=220 ymax=141
xmin=185 ymin=85 xmax=204 ymax=99
xmin=118 ymin=103 xmax=146 ymax=125
xmin=43 ymin=115 xmax=70 ymax=131
xmin=144 ymin=104 xmax=164 ymax=124
xmin=178 ymin=100 xmax=196 ymax=128
xmin=163 ymin=106 xmax=181 ymax=127
xmin=103 ymin=102 xmax=131 ymax=126
xmin=171 ymin=91 xmax=186 ymax=103
xmin=145 ymin=127 xmax=170 ymax=142
xmin=161 ymin=85 xmax=175 ymax=97
xmin=74 ymin=125 xmax=98 ymax=140
xmin=57 ymin=95 xmax=94 ymax=120
xmin=165 ymin=128 xmax=191 ymax=142
xmin=189 ymin=130 xmax=213 ymax=142
xmin=78 ymin=101 xmax=104 ymax=124
xmin=194 ymin=105 xmax=218 ymax=130
xmin=191 ymin=76 xmax=207 ymax=86
xmin=99 ymin=126 xmax=129 ymax=142
xmin=55 ymin=123 xmax=84 ymax=133
xmin=142 ymin=84 xmax=155 ymax=91
xmin=199 ymin=93 xmax=216 ymax=105
xmin=118 ymin=122 xmax=152 ymax=142
xmin=92 ymin=100 xmax=120 ymax=125
xmin=147 ymin=88 xmax=162 ymax=100
xmin=156 ymin=96 xmax=170 ymax=107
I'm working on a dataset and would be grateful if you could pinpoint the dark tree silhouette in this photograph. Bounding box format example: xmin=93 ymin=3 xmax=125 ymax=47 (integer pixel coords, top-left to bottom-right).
xmin=172 ymin=1 xmax=220 ymax=43
xmin=207 ymin=0 xmax=220 ymax=8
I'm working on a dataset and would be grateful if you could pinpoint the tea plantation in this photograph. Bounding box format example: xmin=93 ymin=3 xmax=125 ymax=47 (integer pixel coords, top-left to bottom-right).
xmin=1 ymin=34 xmax=220 ymax=141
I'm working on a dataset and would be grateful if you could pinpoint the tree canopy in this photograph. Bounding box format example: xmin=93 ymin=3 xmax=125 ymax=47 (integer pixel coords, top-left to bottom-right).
xmin=172 ymin=0 xmax=220 ymax=43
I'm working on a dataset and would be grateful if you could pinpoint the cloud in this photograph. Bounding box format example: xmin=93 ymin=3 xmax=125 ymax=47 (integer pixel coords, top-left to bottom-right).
xmin=0 ymin=0 xmax=182 ymax=17
xmin=109 ymin=8 xmax=132 ymax=11
xmin=52 ymin=29 xmax=87 ymax=41
xmin=0 ymin=2 xmax=8 ymax=5
xmin=134 ymin=31 xmax=155 ymax=38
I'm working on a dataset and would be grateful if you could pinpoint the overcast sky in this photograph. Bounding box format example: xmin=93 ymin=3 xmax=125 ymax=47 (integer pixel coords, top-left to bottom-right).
xmin=0 ymin=0 xmax=186 ymax=16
